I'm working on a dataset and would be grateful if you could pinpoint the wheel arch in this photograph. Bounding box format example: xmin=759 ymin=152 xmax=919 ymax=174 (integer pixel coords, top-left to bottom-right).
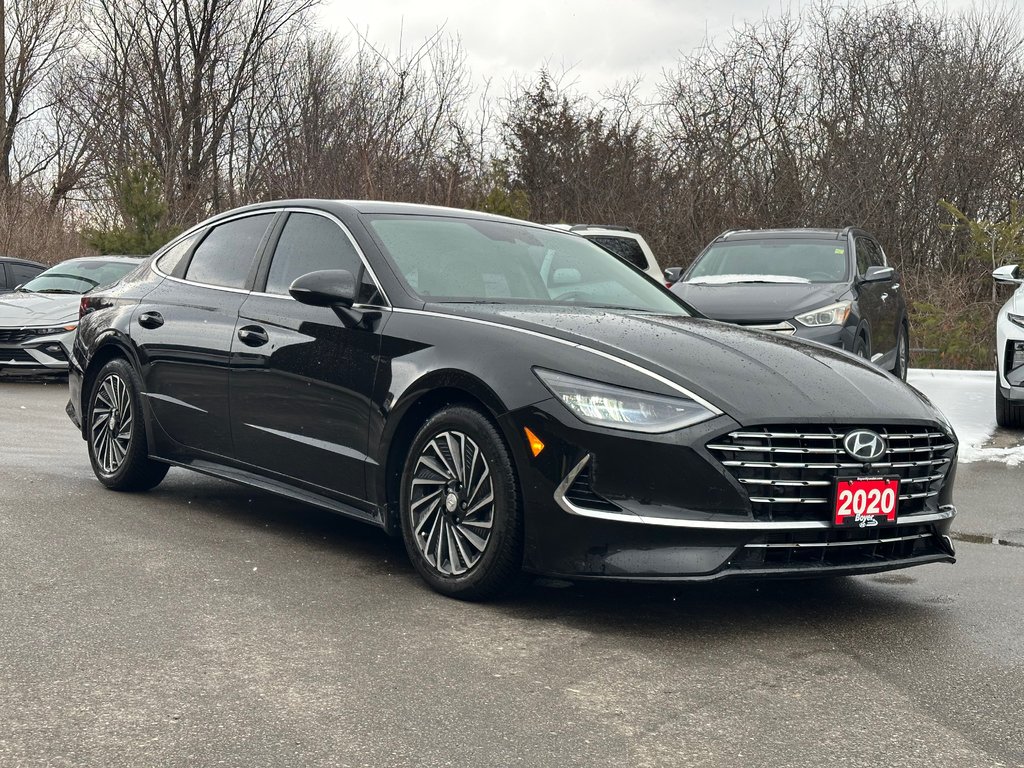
xmin=79 ymin=333 xmax=143 ymax=438
xmin=375 ymin=371 xmax=515 ymax=535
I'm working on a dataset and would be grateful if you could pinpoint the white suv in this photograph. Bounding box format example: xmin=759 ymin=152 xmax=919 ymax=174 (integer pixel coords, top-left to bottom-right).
xmin=548 ymin=224 xmax=664 ymax=283
xmin=993 ymin=264 xmax=1024 ymax=427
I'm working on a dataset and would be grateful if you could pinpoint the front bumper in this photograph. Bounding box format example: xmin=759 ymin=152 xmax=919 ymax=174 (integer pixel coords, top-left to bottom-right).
xmin=502 ymin=402 xmax=957 ymax=581
xmin=996 ymin=315 xmax=1024 ymax=397
xmin=0 ymin=327 xmax=75 ymax=374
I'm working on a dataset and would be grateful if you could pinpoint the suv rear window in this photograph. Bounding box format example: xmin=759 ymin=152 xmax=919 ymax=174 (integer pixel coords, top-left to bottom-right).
xmin=584 ymin=235 xmax=648 ymax=270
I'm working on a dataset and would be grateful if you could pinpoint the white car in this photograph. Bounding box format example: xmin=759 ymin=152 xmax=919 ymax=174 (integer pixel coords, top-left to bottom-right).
xmin=994 ymin=264 xmax=1024 ymax=427
xmin=547 ymin=224 xmax=664 ymax=283
xmin=0 ymin=256 xmax=142 ymax=375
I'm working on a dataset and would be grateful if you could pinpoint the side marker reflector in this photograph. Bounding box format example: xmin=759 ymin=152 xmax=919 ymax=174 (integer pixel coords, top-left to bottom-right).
xmin=524 ymin=427 xmax=545 ymax=457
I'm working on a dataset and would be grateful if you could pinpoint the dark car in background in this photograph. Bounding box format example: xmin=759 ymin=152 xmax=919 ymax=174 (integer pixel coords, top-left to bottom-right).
xmin=0 ymin=256 xmax=142 ymax=375
xmin=0 ymin=257 xmax=45 ymax=293
xmin=670 ymin=228 xmax=910 ymax=380
xmin=68 ymin=202 xmax=955 ymax=600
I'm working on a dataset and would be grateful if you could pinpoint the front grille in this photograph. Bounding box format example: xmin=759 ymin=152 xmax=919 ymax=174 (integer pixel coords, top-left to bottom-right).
xmin=706 ymin=425 xmax=955 ymax=523
xmin=730 ymin=523 xmax=951 ymax=570
xmin=0 ymin=347 xmax=37 ymax=362
xmin=0 ymin=328 xmax=50 ymax=344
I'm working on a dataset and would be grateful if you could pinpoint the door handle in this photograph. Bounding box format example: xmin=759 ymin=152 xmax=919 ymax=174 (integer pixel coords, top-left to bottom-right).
xmin=137 ymin=311 xmax=164 ymax=329
xmin=237 ymin=325 xmax=269 ymax=347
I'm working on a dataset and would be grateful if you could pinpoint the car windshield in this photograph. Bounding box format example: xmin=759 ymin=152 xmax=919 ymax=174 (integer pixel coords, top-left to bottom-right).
xmin=366 ymin=215 xmax=688 ymax=314
xmin=686 ymin=239 xmax=850 ymax=284
xmin=20 ymin=260 xmax=137 ymax=294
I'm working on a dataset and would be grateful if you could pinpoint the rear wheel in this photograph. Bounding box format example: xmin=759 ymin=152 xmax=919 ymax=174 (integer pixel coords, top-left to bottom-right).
xmin=87 ymin=358 xmax=169 ymax=491
xmin=996 ymin=382 xmax=1024 ymax=429
xmin=399 ymin=406 xmax=523 ymax=600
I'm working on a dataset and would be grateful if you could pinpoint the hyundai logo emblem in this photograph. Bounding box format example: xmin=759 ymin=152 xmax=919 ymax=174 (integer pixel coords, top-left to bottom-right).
xmin=843 ymin=429 xmax=887 ymax=463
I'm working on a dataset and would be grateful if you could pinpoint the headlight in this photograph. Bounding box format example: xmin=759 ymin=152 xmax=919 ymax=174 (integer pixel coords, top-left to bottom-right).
xmin=1009 ymin=313 xmax=1024 ymax=329
xmin=31 ymin=324 xmax=77 ymax=335
xmin=534 ymin=369 xmax=720 ymax=433
xmin=794 ymin=301 xmax=852 ymax=327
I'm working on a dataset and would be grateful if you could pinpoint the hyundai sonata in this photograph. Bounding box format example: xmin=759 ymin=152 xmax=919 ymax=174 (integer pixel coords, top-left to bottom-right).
xmin=67 ymin=201 xmax=957 ymax=599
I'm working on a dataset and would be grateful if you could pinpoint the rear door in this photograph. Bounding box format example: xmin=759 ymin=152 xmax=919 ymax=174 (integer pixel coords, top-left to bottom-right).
xmin=133 ymin=212 xmax=278 ymax=459
xmin=228 ymin=210 xmax=388 ymax=504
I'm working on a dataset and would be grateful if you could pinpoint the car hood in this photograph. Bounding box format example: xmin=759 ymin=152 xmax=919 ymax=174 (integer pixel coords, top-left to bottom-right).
xmin=671 ymin=282 xmax=847 ymax=324
xmin=0 ymin=292 xmax=80 ymax=326
xmin=436 ymin=303 xmax=946 ymax=427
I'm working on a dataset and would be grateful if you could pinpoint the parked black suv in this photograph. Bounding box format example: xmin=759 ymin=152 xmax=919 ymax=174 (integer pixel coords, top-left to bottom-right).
xmin=670 ymin=228 xmax=909 ymax=379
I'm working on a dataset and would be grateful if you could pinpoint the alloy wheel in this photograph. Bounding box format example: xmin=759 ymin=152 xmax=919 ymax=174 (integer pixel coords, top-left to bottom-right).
xmin=408 ymin=430 xmax=494 ymax=576
xmin=90 ymin=373 xmax=134 ymax=475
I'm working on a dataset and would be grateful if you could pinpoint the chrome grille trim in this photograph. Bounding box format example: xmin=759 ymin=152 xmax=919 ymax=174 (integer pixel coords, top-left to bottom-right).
xmin=706 ymin=424 xmax=956 ymax=524
xmin=555 ymin=454 xmax=957 ymax=530
xmin=745 ymin=321 xmax=797 ymax=335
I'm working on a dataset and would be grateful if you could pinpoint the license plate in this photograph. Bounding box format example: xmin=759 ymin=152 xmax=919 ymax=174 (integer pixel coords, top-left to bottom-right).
xmin=833 ymin=476 xmax=899 ymax=527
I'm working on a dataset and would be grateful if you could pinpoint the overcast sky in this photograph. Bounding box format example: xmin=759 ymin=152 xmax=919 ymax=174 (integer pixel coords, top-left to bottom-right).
xmin=317 ymin=0 xmax=982 ymax=98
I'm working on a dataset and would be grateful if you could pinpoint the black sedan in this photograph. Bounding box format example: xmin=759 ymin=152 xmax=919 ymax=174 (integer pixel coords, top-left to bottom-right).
xmin=670 ymin=228 xmax=910 ymax=380
xmin=67 ymin=201 xmax=957 ymax=600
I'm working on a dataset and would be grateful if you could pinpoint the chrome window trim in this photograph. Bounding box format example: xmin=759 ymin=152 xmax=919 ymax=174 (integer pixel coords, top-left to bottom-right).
xmin=259 ymin=206 xmax=391 ymax=308
xmin=150 ymin=206 xmax=391 ymax=307
xmin=389 ymin=307 xmax=722 ymax=413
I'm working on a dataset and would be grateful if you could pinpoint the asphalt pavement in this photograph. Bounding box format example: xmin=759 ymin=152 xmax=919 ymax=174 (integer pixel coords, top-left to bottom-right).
xmin=1 ymin=379 xmax=1023 ymax=768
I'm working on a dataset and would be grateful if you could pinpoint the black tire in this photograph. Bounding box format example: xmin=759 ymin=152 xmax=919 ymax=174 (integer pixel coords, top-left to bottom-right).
xmin=853 ymin=336 xmax=869 ymax=360
xmin=399 ymin=406 xmax=523 ymax=600
xmin=892 ymin=324 xmax=910 ymax=381
xmin=996 ymin=382 xmax=1024 ymax=429
xmin=86 ymin=358 xmax=169 ymax=491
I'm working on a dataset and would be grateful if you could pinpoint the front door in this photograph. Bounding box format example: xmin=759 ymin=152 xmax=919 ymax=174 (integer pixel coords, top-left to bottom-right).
xmin=228 ymin=210 xmax=387 ymax=504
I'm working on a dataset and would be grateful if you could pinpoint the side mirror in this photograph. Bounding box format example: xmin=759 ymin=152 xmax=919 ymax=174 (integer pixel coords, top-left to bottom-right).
xmin=289 ymin=269 xmax=356 ymax=307
xmin=663 ymin=267 xmax=684 ymax=285
xmin=861 ymin=265 xmax=894 ymax=283
xmin=551 ymin=267 xmax=581 ymax=287
xmin=993 ymin=264 xmax=1022 ymax=285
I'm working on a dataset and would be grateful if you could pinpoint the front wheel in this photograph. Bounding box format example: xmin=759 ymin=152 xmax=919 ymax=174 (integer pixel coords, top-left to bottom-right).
xmin=892 ymin=325 xmax=910 ymax=381
xmin=996 ymin=382 xmax=1024 ymax=429
xmin=399 ymin=406 xmax=523 ymax=600
xmin=87 ymin=358 xmax=169 ymax=491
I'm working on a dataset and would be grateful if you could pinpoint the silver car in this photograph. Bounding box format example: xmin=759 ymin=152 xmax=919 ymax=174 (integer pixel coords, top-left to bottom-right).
xmin=0 ymin=256 xmax=142 ymax=375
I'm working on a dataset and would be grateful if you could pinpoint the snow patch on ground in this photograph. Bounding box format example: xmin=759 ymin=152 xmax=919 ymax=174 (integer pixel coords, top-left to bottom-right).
xmin=908 ymin=369 xmax=1024 ymax=466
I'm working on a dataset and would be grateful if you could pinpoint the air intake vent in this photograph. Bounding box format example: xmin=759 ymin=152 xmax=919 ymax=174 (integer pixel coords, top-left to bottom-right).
xmin=563 ymin=459 xmax=621 ymax=513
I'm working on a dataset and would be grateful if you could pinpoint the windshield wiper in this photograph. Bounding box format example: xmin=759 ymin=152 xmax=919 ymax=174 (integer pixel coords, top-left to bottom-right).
xmin=35 ymin=289 xmax=81 ymax=294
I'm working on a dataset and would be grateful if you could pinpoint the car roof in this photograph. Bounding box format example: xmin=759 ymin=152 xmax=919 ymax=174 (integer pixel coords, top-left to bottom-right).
xmin=55 ymin=255 xmax=146 ymax=265
xmin=197 ymin=198 xmax=553 ymax=231
xmin=0 ymin=256 xmax=46 ymax=267
xmin=715 ymin=227 xmax=860 ymax=242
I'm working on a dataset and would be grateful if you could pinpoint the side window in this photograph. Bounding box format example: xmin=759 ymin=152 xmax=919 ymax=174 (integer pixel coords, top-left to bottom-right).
xmin=585 ymin=235 xmax=648 ymax=270
xmin=156 ymin=233 xmax=201 ymax=276
xmin=854 ymin=237 xmax=870 ymax=276
xmin=185 ymin=214 xmax=275 ymax=289
xmin=865 ymin=239 xmax=886 ymax=268
xmin=0 ymin=264 xmax=8 ymax=288
xmin=265 ymin=213 xmax=362 ymax=295
xmin=10 ymin=264 xmax=42 ymax=286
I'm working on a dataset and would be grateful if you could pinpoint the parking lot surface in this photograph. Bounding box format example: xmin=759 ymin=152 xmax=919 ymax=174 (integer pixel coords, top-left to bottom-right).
xmin=1 ymin=379 xmax=1023 ymax=767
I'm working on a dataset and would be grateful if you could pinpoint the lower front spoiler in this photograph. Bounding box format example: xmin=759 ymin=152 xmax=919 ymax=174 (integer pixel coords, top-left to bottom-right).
xmin=525 ymin=506 xmax=957 ymax=582
xmin=534 ymin=551 xmax=955 ymax=584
